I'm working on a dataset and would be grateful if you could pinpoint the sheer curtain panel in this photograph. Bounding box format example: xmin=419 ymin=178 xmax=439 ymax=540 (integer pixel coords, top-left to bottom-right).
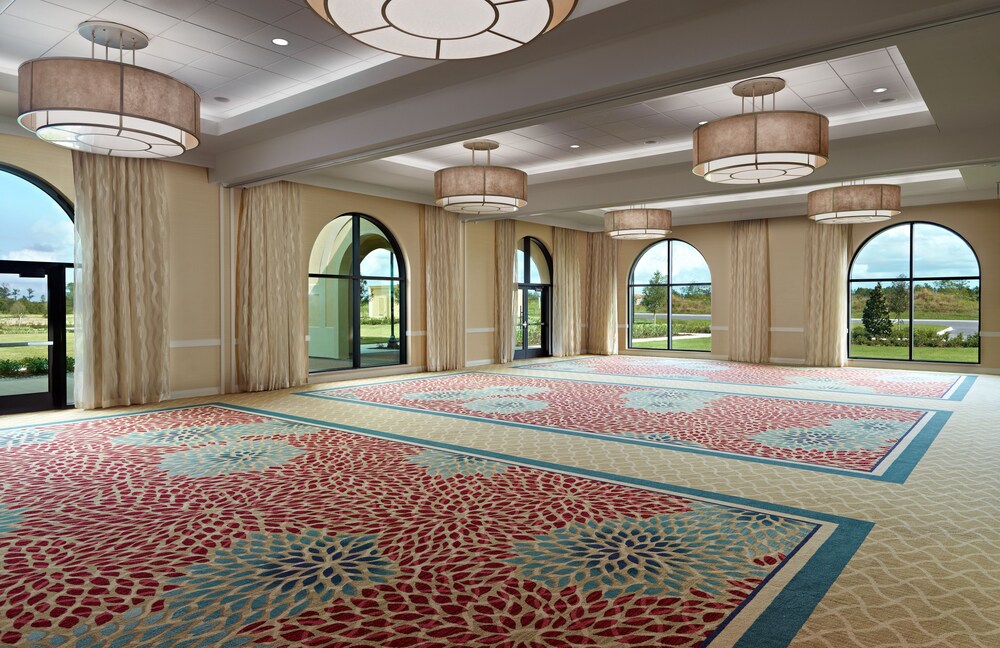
xmin=72 ymin=152 xmax=170 ymax=409
xmin=729 ymin=219 xmax=771 ymax=364
xmin=424 ymin=206 xmax=465 ymax=370
xmin=495 ymin=220 xmax=516 ymax=364
xmin=236 ymin=181 xmax=306 ymax=392
xmin=586 ymin=232 xmax=618 ymax=355
xmin=804 ymin=221 xmax=851 ymax=366
xmin=552 ymin=227 xmax=588 ymax=356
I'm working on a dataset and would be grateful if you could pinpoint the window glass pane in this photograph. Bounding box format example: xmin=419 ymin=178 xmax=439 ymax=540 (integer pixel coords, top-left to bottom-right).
xmin=912 ymin=223 xmax=979 ymax=278
xmin=0 ymin=274 xmax=50 ymax=397
xmin=670 ymin=241 xmax=711 ymax=284
xmin=631 ymin=241 xmax=668 ymax=285
xmin=0 ymin=171 xmax=73 ymax=264
xmin=850 ymin=224 xmax=910 ymax=280
xmin=66 ymin=275 xmax=74 ymax=405
xmin=359 ymin=218 xmax=399 ymax=277
xmin=630 ymin=286 xmax=668 ymax=350
xmin=308 ymin=276 xmax=354 ymax=371
xmin=361 ymin=279 xmax=402 ymax=368
xmin=849 ymin=281 xmax=910 ymax=360
xmin=670 ymin=285 xmax=712 ymax=352
xmin=515 ymin=245 xmax=525 ymax=284
xmin=528 ymin=241 xmax=550 ymax=285
xmin=912 ymin=279 xmax=979 ymax=362
xmin=309 ymin=216 xmax=353 ymax=275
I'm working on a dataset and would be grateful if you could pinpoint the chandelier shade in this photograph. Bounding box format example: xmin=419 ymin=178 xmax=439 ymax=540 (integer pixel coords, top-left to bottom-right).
xmin=807 ymin=184 xmax=901 ymax=224
xmin=434 ymin=140 xmax=527 ymax=214
xmin=306 ymin=0 xmax=577 ymax=59
xmin=692 ymin=77 xmax=828 ymax=184
xmin=17 ymin=23 xmax=200 ymax=158
xmin=604 ymin=208 xmax=672 ymax=239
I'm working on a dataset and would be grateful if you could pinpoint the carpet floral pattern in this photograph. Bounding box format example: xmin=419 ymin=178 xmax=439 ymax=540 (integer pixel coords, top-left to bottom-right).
xmin=0 ymin=404 xmax=869 ymax=647
xmin=523 ymin=356 xmax=975 ymax=400
xmin=304 ymin=373 xmax=944 ymax=479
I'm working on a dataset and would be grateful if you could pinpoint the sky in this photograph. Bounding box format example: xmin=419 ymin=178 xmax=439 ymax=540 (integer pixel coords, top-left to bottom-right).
xmin=632 ymin=240 xmax=711 ymax=285
xmin=0 ymin=172 xmax=74 ymax=298
xmin=850 ymin=223 xmax=979 ymax=280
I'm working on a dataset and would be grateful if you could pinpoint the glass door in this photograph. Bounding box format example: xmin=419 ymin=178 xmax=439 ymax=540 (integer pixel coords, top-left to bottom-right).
xmin=513 ymin=237 xmax=552 ymax=360
xmin=0 ymin=262 xmax=70 ymax=414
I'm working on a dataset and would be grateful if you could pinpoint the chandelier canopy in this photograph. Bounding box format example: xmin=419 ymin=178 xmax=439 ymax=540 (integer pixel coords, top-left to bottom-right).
xmin=434 ymin=140 xmax=527 ymax=214
xmin=808 ymin=184 xmax=901 ymax=224
xmin=17 ymin=21 xmax=200 ymax=158
xmin=306 ymin=0 xmax=578 ymax=59
xmin=692 ymin=77 xmax=828 ymax=184
xmin=604 ymin=208 xmax=672 ymax=240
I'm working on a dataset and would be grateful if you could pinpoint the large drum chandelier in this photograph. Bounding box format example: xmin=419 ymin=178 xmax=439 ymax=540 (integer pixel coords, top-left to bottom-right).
xmin=306 ymin=0 xmax=578 ymax=59
xmin=808 ymin=184 xmax=901 ymax=224
xmin=604 ymin=208 xmax=672 ymax=239
xmin=18 ymin=21 xmax=200 ymax=158
xmin=693 ymin=77 xmax=828 ymax=184
xmin=434 ymin=140 xmax=528 ymax=214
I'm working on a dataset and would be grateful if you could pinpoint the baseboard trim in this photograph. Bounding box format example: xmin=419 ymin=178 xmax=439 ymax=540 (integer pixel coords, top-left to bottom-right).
xmin=168 ymin=387 xmax=221 ymax=399
xmin=307 ymin=364 xmax=426 ymax=384
xmin=769 ymin=357 xmax=807 ymax=365
xmin=465 ymin=359 xmax=494 ymax=367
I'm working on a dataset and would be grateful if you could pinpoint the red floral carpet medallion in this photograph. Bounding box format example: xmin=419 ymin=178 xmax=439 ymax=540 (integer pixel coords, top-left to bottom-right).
xmin=0 ymin=405 xmax=869 ymax=647
xmin=523 ymin=356 xmax=975 ymax=400
xmin=304 ymin=373 xmax=947 ymax=481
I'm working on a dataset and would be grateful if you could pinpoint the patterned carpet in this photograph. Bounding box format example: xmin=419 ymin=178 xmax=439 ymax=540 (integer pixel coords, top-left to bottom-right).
xmin=522 ymin=356 xmax=976 ymax=400
xmin=302 ymin=372 xmax=948 ymax=481
xmin=0 ymin=404 xmax=870 ymax=647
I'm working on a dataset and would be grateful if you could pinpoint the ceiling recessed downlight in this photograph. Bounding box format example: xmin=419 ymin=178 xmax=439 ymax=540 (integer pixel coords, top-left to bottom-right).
xmin=570 ymin=144 xmax=580 ymax=149
xmin=698 ymin=120 xmax=709 ymax=125
xmin=873 ymin=86 xmax=888 ymax=93
xmin=272 ymin=37 xmax=290 ymax=46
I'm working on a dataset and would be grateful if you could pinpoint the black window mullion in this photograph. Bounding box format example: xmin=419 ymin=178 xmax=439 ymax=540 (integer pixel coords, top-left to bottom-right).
xmin=908 ymin=223 xmax=914 ymax=361
xmin=352 ymin=215 xmax=361 ymax=368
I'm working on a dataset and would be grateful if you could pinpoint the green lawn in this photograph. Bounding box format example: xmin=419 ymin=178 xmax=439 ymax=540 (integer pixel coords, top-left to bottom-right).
xmin=359 ymin=323 xmax=400 ymax=345
xmin=632 ymin=336 xmax=712 ymax=352
xmin=850 ymin=344 xmax=979 ymax=363
xmin=0 ymin=330 xmax=75 ymax=362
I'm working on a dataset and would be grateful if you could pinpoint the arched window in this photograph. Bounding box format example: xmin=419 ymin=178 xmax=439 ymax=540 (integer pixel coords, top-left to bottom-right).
xmin=849 ymin=222 xmax=980 ymax=363
xmin=308 ymin=213 xmax=406 ymax=372
xmin=0 ymin=164 xmax=74 ymax=413
xmin=514 ymin=237 xmax=551 ymax=359
xmin=628 ymin=239 xmax=712 ymax=352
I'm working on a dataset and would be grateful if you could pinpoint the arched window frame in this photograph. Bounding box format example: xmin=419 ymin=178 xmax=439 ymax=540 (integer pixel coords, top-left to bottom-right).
xmin=514 ymin=236 xmax=552 ymax=359
xmin=308 ymin=212 xmax=407 ymax=372
xmin=627 ymin=238 xmax=712 ymax=353
xmin=848 ymin=220 xmax=981 ymax=364
xmin=0 ymin=163 xmax=75 ymax=412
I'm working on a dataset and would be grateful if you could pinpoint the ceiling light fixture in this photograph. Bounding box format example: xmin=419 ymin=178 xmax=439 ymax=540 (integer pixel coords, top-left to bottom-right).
xmin=17 ymin=21 xmax=200 ymax=158
xmin=272 ymin=37 xmax=290 ymax=46
xmin=807 ymin=183 xmax=901 ymax=224
xmin=698 ymin=120 xmax=709 ymax=125
xmin=306 ymin=0 xmax=577 ymax=60
xmin=692 ymin=77 xmax=828 ymax=184
xmin=434 ymin=139 xmax=527 ymax=214
xmin=604 ymin=207 xmax=672 ymax=239
xmin=872 ymin=87 xmax=888 ymax=93
xmin=570 ymin=144 xmax=580 ymax=148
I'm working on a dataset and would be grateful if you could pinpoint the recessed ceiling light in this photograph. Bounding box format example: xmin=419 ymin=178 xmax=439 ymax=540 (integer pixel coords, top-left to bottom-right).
xmin=272 ymin=37 xmax=289 ymax=46
xmin=877 ymin=97 xmax=897 ymax=104
xmin=644 ymin=140 xmax=657 ymax=145
xmin=698 ymin=120 xmax=709 ymax=125
xmin=873 ymin=87 xmax=888 ymax=93
xmin=570 ymin=144 xmax=580 ymax=149
xmin=213 ymin=96 xmax=230 ymax=103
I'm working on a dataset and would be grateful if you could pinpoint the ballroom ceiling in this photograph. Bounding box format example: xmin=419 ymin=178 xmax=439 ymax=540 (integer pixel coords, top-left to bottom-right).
xmin=1 ymin=0 xmax=998 ymax=229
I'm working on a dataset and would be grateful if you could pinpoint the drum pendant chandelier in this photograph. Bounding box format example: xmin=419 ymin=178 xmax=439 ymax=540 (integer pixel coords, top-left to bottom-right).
xmin=604 ymin=208 xmax=672 ymax=239
xmin=692 ymin=77 xmax=828 ymax=184
xmin=807 ymin=183 xmax=901 ymax=224
xmin=17 ymin=21 xmax=200 ymax=158
xmin=306 ymin=0 xmax=578 ymax=59
xmin=434 ymin=139 xmax=528 ymax=214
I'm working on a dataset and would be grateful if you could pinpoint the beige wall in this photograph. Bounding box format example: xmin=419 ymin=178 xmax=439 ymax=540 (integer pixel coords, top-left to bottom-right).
xmin=465 ymin=221 xmax=496 ymax=365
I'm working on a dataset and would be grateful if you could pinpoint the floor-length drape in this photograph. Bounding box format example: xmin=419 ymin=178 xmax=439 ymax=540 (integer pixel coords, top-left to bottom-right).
xmin=424 ymin=206 xmax=465 ymax=370
xmin=495 ymin=220 xmax=516 ymax=363
xmin=586 ymin=232 xmax=618 ymax=355
xmin=236 ymin=181 xmax=306 ymax=392
xmin=552 ymin=227 xmax=588 ymax=356
xmin=729 ymin=219 xmax=770 ymax=364
xmin=72 ymin=152 xmax=169 ymax=409
xmin=805 ymin=221 xmax=851 ymax=367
